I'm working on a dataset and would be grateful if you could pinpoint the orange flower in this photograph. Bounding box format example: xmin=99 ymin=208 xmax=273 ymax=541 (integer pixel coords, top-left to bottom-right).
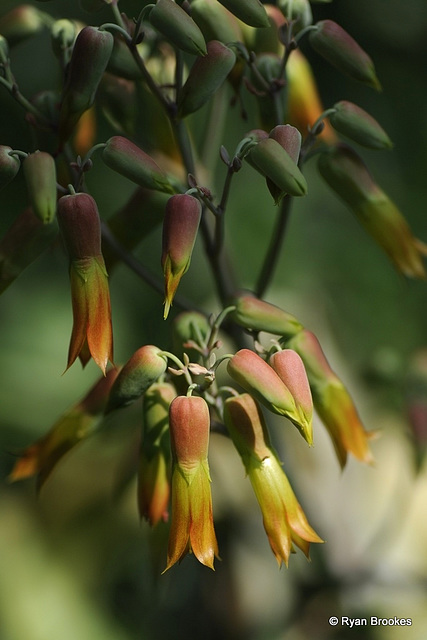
xmin=57 ymin=192 xmax=113 ymax=374
xmin=164 ymin=395 xmax=219 ymax=571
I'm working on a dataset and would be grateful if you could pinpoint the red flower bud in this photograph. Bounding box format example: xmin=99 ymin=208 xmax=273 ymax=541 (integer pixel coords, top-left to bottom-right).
xmin=161 ymin=194 xmax=202 ymax=319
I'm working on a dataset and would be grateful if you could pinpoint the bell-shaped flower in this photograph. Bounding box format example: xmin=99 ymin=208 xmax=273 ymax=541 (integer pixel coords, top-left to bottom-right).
xmin=318 ymin=144 xmax=427 ymax=279
xmin=224 ymin=393 xmax=322 ymax=566
xmin=139 ymin=383 xmax=176 ymax=526
xmin=286 ymin=329 xmax=375 ymax=467
xmin=8 ymin=369 xmax=119 ymax=491
xmin=161 ymin=194 xmax=202 ymax=319
xmin=57 ymin=192 xmax=113 ymax=374
xmin=227 ymin=349 xmax=312 ymax=443
xmin=164 ymin=395 xmax=219 ymax=571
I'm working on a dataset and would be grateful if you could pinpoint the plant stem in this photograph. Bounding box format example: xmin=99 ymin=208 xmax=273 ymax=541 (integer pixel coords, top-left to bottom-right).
xmin=255 ymin=194 xmax=294 ymax=297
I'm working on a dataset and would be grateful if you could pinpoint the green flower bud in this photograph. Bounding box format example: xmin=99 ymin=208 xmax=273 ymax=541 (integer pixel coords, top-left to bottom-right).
xmin=161 ymin=194 xmax=202 ymax=318
xmin=278 ymin=0 xmax=312 ymax=30
xmin=230 ymin=294 xmax=303 ymax=338
xmin=0 ymin=145 xmax=20 ymax=191
xmin=218 ymin=0 xmax=269 ymax=28
xmin=249 ymin=137 xmax=307 ymax=201
xmin=178 ymin=40 xmax=236 ymax=118
xmin=106 ymin=345 xmax=168 ymax=412
xmin=0 ymin=207 xmax=57 ymax=294
xmin=23 ymin=151 xmax=57 ymax=224
xmin=102 ymin=136 xmax=174 ymax=194
xmin=51 ymin=19 xmax=79 ymax=59
xmin=190 ymin=0 xmax=243 ymax=43
xmin=58 ymin=26 xmax=114 ymax=142
xmin=329 ymin=100 xmax=393 ymax=150
xmin=318 ymin=144 xmax=426 ymax=279
xmin=0 ymin=5 xmax=46 ymax=47
xmin=309 ymin=20 xmax=381 ymax=90
xmin=172 ymin=311 xmax=211 ymax=362
xmin=149 ymin=0 xmax=207 ymax=56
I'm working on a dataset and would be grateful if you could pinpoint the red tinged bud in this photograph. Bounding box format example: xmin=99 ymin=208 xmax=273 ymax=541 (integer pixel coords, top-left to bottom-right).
xmin=218 ymin=0 xmax=270 ymax=28
xmin=57 ymin=193 xmax=113 ymax=374
xmin=149 ymin=0 xmax=207 ymax=57
xmin=105 ymin=345 xmax=168 ymax=413
xmin=328 ymin=100 xmax=393 ymax=150
xmin=227 ymin=349 xmax=312 ymax=443
xmin=309 ymin=20 xmax=381 ymax=90
xmin=230 ymin=294 xmax=303 ymax=338
xmin=161 ymin=194 xmax=202 ymax=319
xmin=23 ymin=152 xmax=57 ymax=224
xmin=102 ymin=136 xmax=174 ymax=194
xmin=178 ymin=40 xmax=236 ymax=118
xmin=164 ymin=395 xmax=219 ymax=571
xmin=58 ymin=26 xmax=114 ymax=143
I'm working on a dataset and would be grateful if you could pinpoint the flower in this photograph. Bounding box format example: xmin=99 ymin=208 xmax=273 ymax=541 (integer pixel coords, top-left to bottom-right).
xmin=164 ymin=395 xmax=219 ymax=571
xmin=57 ymin=192 xmax=113 ymax=374
xmin=224 ymin=393 xmax=322 ymax=566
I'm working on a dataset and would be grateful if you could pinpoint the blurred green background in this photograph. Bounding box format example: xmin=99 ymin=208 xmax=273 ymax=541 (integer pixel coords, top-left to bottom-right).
xmin=1 ymin=1 xmax=427 ymax=639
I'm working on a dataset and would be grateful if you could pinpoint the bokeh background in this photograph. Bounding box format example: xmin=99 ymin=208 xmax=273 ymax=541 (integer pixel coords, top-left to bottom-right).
xmin=1 ymin=1 xmax=427 ymax=638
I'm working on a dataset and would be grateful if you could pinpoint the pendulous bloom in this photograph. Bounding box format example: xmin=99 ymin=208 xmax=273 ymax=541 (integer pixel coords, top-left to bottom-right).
xmin=57 ymin=192 xmax=113 ymax=374
xmin=224 ymin=393 xmax=322 ymax=566
xmin=164 ymin=395 xmax=218 ymax=571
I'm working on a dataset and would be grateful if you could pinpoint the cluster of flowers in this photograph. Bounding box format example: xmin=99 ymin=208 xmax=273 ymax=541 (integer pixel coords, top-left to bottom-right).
xmin=10 ymin=293 xmax=375 ymax=570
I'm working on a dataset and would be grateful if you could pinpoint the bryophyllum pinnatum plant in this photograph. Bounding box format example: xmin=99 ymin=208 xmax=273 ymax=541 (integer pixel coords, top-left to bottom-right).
xmin=1 ymin=0 xmax=426 ymax=573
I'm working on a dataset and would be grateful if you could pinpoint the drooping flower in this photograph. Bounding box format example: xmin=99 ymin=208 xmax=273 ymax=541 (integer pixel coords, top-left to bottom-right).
xmin=57 ymin=192 xmax=113 ymax=374
xmin=224 ymin=393 xmax=322 ymax=566
xmin=164 ymin=395 xmax=219 ymax=571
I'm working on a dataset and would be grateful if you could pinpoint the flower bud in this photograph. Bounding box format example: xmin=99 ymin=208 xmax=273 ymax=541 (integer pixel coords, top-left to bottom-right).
xmin=190 ymin=0 xmax=243 ymax=43
xmin=227 ymin=349 xmax=311 ymax=442
xmin=309 ymin=20 xmax=381 ymax=90
xmin=329 ymin=100 xmax=393 ymax=150
xmin=8 ymin=368 xmax=119 ymax=490
xmin=149 ymin=0 xmax=207 ymax=56
xmin=0 ymin=5 xmax=46 ymax=47
xmin=286 ymin=329 xmax=374 ymax=466
xmin=0 ymin=35 xmax=9 ymax=63
xmin=106 ymin=345 xmax=168 ymax=412
xmin=230 ymin=294 xmax=303 ymax=338
xmin=266 ymin=125 xmax=303 ymax=202
xmin=218 ymin=0 xmax=270 ymax=28
xmin=249 ymin=137 xmax=308 ymax=201
xmin=102 ymin=136 xmax=174 ymax=194
xmin=23 ymin=151 xmax=57 ymax=224
xmin=0 ymin=146 xmax=20 ymax=191
xmin=318 ymin=144 xmax=426 ymax=279
xmin=245 ymin=5 xmax=286 ymax=55
xmin=224 ymin=393 xmax=322 ymax=566
xmin=0 ymin=207 xmax=57 ymax=294
xmin=139 ymin=382 xmax=176 ymax=525
xmin=278 ymin=0 xmax=312 ymax=31
xmin=269 ymin=349 xmax=313 ymax=442
xmin=51 ymin=19 xmax=79 ymax=59
xmin=161 ymin=194 xmax=202 ymax=319
xmin=178 ymin=40 xmax=236 ymax=118
xmin=172 ymin=311 xmax=211 ymax=362
xmin=58 ymin=26 xmax=114 ymax=142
